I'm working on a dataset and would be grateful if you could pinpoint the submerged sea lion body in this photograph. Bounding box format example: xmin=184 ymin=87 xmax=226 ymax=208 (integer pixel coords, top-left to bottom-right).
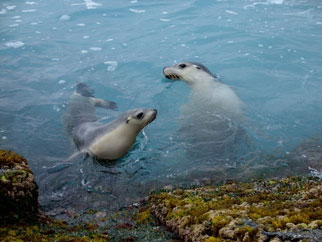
xmin=163 ymin=62 xmax=248 ymax=161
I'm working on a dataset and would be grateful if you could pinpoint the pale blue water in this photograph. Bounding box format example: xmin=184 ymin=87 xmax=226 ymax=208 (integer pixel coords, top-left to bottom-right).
xmin=1 ymin=0 xmax=322 ymax=213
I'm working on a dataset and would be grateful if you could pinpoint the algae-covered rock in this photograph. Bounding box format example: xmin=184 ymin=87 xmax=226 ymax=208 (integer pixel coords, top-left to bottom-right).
xmin=148 ymin=176 xmax=322 ymax=242
xmin=0 ymin=206 xmax=175 ymax=242
xmin=0 ymin=150 xmax=39 ymax=223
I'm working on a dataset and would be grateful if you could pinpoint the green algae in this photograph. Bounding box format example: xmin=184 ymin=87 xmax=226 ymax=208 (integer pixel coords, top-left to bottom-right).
xmin=0 ymin=209 xmax=175 ymax=242
xmin=204 ymin=236 xmax=221 ymax=242
xmin=148 ymin=176 xmax=322 ymax=241
xmin=136 ymin=208 xmax=153 ymax=224
xmin=0 ymin=221 xmax=109 ymax=242
xmin=0 ymin=150 xmax=40 ymax=224
xmin=0 ymin=150 xmax=28 ymax=168
xmin=211 ymin=215 xmax=231 ymax=236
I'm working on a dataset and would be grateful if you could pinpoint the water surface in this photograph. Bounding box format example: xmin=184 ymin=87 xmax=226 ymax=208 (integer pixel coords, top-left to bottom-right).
xmin=1 ymin=0 xmax=322 ymax=213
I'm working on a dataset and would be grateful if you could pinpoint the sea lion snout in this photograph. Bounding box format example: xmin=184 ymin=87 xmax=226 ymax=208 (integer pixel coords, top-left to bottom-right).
xmin=149 ymin=109 xmax=157 ymax=123
xmin=163 ymin=66 xmax=182 ymax=80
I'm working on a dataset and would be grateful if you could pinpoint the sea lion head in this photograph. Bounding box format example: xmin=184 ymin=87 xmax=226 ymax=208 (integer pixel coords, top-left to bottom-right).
xmin=124 ymin=108 xmax=157 ymax=132
xmin=163 ymin=62 xmax=216 ymax=86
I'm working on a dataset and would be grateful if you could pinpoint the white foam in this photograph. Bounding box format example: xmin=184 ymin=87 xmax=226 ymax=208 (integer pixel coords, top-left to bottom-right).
xmin=22 ymin=9 xmax=37 ymax=12
xmin=58 ymin=80 xmax=66 ymax=84
xmin=60 ymin=15 xmax=71 ymax=21
xmin=71 ymin=3 xmax=85 ymax=6
xmin=25 ymin=1 xmax=38 ymax=5
xmin=77 ymin=23 xmax=86 ymax=27
xmin=244 ymin=0 xmax=284 ymax=9
xmin=267 ymin=0 xmax=284 ymax=4
xmin=90 ymin=47 xmax=102 ymax=51
xmin=6 ymin=6 xmax=16 ymax=10
xmin=129 ymin=8 xmax=145 ymax=13
xmin=2 ymin=136 xmax=7 ymax=140
xmin=5 ymin=41 xmax=24 ymax=48
xmin=131 ymin=0 xmax=138 ymax=3
xmin=225 ymin=10 xmax=238 ymax=15
xmin=309 ymin=166 xmax=322 ymax=179
xmin=12 ymin=16 xmax=21 ymax=19
xmin=83 ymin=35 xmax=90 ymax=39
xmin=9 ymin=24 xmax=19 ymax=27
xmin=84 ymin=0 xmax=102 ymax=9
xmin=81 ymin=50 xmax=88 ymax=54
xmin=104 ymin=61 xmax=118 ymax=71
xmin=53 ymin=105 xmax=61 ymax=112
xmin=160 ymin=18 xmax=170 ymax=22
xmin=0 ymin=9 xmax=7 ymax=14
xmin=106 ymin=38 xmax=113 ymax=42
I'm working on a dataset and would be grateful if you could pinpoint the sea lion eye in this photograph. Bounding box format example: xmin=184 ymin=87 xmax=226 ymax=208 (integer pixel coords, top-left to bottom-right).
xmin=136 ymin=112 xmax=144 ymax=119
xmin=196 ymin=66 xmax=201 ymax=69
xmin=179 ymin=63 xmax=186 ymax=69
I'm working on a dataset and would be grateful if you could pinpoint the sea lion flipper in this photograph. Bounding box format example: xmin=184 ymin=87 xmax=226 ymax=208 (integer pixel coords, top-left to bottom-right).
xmin=90 ymin=97 xmax=118 ymax=110
xmin=76 ymin=82 xmax=117 ymax=110
xmin=65 ymin=150 xmax=89 ymax=162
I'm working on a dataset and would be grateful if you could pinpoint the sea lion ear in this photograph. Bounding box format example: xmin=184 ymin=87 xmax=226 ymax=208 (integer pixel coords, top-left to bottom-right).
xmin=126 ymin=116 xmax=132 ymax=124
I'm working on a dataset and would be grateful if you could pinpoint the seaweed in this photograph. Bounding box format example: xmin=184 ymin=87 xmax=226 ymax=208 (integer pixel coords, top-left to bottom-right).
xmin=149 ymin=176 xmax=322 ymax=241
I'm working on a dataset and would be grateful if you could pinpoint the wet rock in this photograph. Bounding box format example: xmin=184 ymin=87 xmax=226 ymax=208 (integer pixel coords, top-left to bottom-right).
xmin=263 ymin=230 xmax=312 ymax=241
xmin=288 ymin=137 xmax=322 ymax=173
xmin=0 ymin=150 xmax=39 ymax=223
xmin=269 ymin=238 xmax=282 ymax=242
xmin=148 ymin=176 xmax=322 ymax=241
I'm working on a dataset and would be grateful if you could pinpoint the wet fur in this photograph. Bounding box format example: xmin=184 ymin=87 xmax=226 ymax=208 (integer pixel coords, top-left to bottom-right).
xmin=63 ymin=83 xmax=157 ymax=160
xmin=163 ymin=62 xmax=250 ymax=162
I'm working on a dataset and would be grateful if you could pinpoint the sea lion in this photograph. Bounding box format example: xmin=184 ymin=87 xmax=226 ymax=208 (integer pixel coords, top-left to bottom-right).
xmin=63 ymin=83 xmax=157 ymax=161
xmin=163 ymin=62 xmax=244 ymax=119
xmin=163 ymin=62 xmax=248 ymax=162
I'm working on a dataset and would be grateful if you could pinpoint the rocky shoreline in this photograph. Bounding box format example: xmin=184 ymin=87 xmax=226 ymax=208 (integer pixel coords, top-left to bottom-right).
xmin=0 ymin=150 xmax=40 ymax=224
xmin=1 ymin=149 xmax=321 ymax=241
xmin=148 ymin=176 xmax=322 ymax=242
